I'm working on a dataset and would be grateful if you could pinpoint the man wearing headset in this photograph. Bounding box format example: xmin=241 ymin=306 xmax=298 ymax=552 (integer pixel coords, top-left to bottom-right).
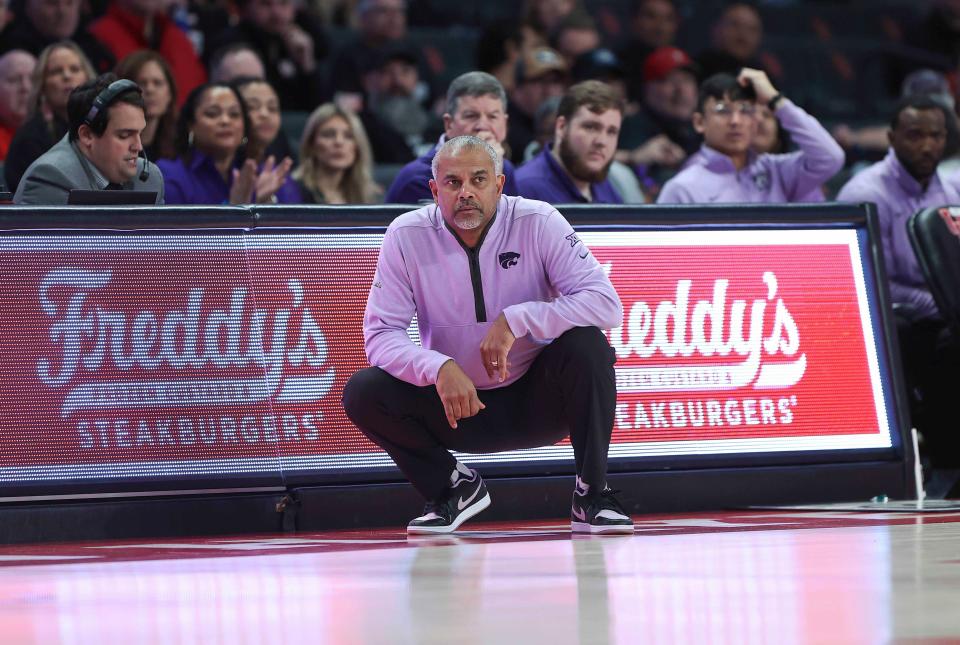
xmin=14 ymin=74 xmax=164 ymax=205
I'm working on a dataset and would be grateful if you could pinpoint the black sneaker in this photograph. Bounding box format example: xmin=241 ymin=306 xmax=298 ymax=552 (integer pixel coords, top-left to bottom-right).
xmin=571 ymin=483 xmax=634 ymax=534
xmin=407 ymin=469 xmax=491 ymax=534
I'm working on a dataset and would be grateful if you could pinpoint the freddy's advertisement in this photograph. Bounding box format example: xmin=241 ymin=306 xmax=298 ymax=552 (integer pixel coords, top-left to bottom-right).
xmin=594 ymin=230 xmax=889 ymax=452
xmin=0 ymin=230 xmax=891 ymax=481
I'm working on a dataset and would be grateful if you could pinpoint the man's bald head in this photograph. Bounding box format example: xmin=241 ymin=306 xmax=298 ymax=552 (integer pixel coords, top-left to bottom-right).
xmin=0 ymin=50 xmax=36 ymax=128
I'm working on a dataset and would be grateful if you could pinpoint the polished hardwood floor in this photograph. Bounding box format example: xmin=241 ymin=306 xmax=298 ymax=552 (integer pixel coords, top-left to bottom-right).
xmin=0 ymin=509 xmax=958 ymax=644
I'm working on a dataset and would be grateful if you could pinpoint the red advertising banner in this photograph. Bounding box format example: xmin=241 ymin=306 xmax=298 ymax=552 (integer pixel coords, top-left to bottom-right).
xmin=0 ymin=229 xmax=893 ymax=483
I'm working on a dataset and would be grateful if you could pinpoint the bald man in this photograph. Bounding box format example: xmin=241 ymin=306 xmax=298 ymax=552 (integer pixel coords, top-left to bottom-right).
xmin=0 ymin=50 xmax=36 ymax=161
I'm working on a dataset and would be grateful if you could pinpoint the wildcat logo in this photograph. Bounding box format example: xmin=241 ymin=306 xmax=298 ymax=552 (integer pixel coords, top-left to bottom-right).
xmin=752 ymin=171 xmax=770 ymax=191
xmin=499 ymin=252 xmax=520 ymax=269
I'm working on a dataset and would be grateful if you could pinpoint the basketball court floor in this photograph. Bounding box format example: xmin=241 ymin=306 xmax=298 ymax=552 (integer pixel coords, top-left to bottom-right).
xmin=0 ymin=509 xmax=957 ymax=644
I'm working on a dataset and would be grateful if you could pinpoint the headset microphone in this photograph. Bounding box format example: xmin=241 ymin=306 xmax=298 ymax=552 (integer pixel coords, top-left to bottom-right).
xmin=139 ymin=149 xmax=150 ymax=182
xmin=84 ymin=79 xmax=150 ymax=183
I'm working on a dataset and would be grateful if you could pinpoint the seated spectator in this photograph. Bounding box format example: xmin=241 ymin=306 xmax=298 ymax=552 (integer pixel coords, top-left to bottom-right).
xmin=0 ymin=50 xmax=36 ymax=161
xmin=617 ymin=46 xmax=698 ymax=184
xmin=330 ymin=0 xmax=408 ymax=99
xmin=836 ymin=95 xmax=960 ymax=466
xmin=525 ymin=95 xmax=647 ymax=203
xmin=156 ymin=83 xmax=295 ymax=204
xmin=0 ymin=0 xmax=114 ymax=73
xmin=524 ymin=95 xmax=562 ymax=162
xmin=361 ymin=44 xmax=431 ymax=155
xmin=515 ymin=80 xmax=623 ymax=204
xmin=695 ymin=3 xmax=765 ymax=82
xmin=350 ymin=60 xmax=415 ymax=165
xmin=476 ymin=20 xmax=524 ymax=93
xmin=521 ymin=0 xmax=580 ymax=49
xmin=167 ymin=0 xmax=230 ymax=62
xmin=549 ymin=10 xmax=601 ymax=66
xmin=292 ymin=103 xmax=381 ymax=204
xmin=115 ymin=50 xmax=177 ymax=160
xmin=657 ymin=71 xmax=843 ymax=204
xmin=386 ymin=71 xmax=517 ymax=203
xmin=14 ymin=73 xmax=165 ymax=204
xmin=885 ymin=1 xmax=960 ymax=98
xmin=4 ymin=41 xmax=94 ymax=193
xmin=753 ymin=102 xmax=824 ymax=201
xmin=752 ymin=102 xmax=789 ymax=155
xmin=232 ymin=76 xmax=296 ymax=164
xmin=507 ymin=46 xmax=569 ymax=162
xmin=209 ymin=44 xmax=266 ymax=84
xmin=617 ymin=0 xmax=679 ymax=103
xmin=837 ymin=96 xmax=960 ymax=320
xmin=207 ymin=0 xmax=328 ymax=111
xmin=833 ymin=69 xmax=960 ymax=166
xmin=88 ymin=0 xmax=206 ymax=106
xmin=570 ymin=48 xmax=628 ymax=105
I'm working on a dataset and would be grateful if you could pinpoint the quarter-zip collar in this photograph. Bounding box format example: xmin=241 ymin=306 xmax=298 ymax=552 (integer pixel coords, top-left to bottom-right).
xmin=443 ymin=208 xmax=498 ymax=323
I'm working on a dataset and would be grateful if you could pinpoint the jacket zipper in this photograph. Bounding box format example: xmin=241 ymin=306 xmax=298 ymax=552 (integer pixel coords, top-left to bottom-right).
xmin=446 ymin=212 xmax=496 ymax=323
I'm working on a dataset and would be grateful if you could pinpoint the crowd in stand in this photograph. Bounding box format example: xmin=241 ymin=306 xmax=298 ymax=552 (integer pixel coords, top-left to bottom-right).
xmin=3 ymin=0 xmax=960 ymax=464
xmin=3 ymin=0 xmax=960 ymax=204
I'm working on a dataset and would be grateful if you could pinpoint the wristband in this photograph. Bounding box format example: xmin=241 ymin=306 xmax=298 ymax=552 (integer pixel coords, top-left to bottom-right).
xmin=768 ymin=93 xmax=784 ymax=111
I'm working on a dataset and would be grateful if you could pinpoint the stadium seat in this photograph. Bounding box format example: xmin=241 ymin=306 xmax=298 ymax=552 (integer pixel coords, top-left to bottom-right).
xmin=282 ymin=110 xmax=310 ymax=154
xmin=373 ymin=163 xmax=406 ymax=194
xmin=907 ymin=205 xmax=960 ymax=336
xmin=407 ymin=27 xmax=481 ymax=90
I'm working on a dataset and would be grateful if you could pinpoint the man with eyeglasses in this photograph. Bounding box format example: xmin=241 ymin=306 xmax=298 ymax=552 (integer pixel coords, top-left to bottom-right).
xmin=657 ymin=69 xmax=843 ymax=203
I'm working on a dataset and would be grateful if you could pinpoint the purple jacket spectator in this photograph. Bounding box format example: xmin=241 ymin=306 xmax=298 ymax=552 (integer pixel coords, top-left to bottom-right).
xmin=385 ymin=139 xmax=519 ymax=203
xmin=837 ymin=148 xmax=960 ymax=319
xmin=657 ymin=101 xmax=843 ymax=204
xmin=157 ymin=151 xmax=301 ymax=205
xmin=514 ymin=144 xmax=623 ymax=204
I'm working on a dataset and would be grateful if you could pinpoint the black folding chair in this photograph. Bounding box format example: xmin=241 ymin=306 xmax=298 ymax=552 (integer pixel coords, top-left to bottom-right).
xmin=907 ymin=205 xmax=960 ymax=338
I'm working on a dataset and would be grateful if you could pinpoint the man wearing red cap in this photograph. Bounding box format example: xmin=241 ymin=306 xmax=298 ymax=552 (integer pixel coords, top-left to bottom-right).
xmin=618 ymin=46 xmax=699 ymax=176
xmin=618 ymin=0 xmax=680 ymax=104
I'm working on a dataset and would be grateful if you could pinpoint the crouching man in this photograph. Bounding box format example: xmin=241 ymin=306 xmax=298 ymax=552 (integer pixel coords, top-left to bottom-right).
xmin=342 ymin=135 xmax=633 ymax=535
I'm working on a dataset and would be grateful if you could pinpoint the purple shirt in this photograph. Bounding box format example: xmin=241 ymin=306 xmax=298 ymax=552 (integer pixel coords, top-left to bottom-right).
xmin=657 ymin=100 xmax=844 ymax=204
xmin=514 ymin=144 xmax=623 ymax=204
xmin=837 ymin=148 xmax=960 ymax=319
xmin=385 ymin=140 xmax=519 ymax=203
xmin=364 ymin=194 xmax=623 ymax=389
xmin=157 ymin=151 xmax=301 ymax=205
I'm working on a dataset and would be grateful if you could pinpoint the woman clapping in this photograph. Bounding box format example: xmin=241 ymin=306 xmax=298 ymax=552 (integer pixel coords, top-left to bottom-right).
xmin=158 ymin=83 xmax=295 ymax=204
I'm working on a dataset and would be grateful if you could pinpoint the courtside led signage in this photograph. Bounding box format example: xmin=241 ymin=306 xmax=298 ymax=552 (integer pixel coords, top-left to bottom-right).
xmin=0 ymin=228 xmax=892 ymax=485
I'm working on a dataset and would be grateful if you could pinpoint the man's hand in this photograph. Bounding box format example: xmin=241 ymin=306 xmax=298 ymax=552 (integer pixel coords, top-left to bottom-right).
xmin=436 ymin=360 xmax=484 ymax=429
xmin=283 ymin=25 xmax=316 ymax=73
xmin=737 ymin=68 xmax=778 ymax=105
xmin=629 ymin=134 xmax=686 ymax=167
xmin=475 ymin=131 xmax=506 ymax=159
xmin=480 ymin=313 xmax=516 ymax=383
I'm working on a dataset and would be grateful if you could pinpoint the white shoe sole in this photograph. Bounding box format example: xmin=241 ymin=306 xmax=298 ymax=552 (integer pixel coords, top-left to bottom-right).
xmin=571 ymin=521 xmax=635 ymax=534
xmin=407 ymin=492 xmax=491 ymax=534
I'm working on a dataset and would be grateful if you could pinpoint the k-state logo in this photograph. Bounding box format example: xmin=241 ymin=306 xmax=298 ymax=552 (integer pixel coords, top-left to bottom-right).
xmin=752 ymin=171 xmax=770 ymax=191
xmin=499 ymin=252 xmax=520 ymax=269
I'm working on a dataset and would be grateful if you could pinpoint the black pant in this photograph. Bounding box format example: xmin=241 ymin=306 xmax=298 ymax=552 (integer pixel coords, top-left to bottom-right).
xmin=342 ymin=326 xmax=617 ymax=500
xmin=896 ymin=313 xmax=960 ymax=466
